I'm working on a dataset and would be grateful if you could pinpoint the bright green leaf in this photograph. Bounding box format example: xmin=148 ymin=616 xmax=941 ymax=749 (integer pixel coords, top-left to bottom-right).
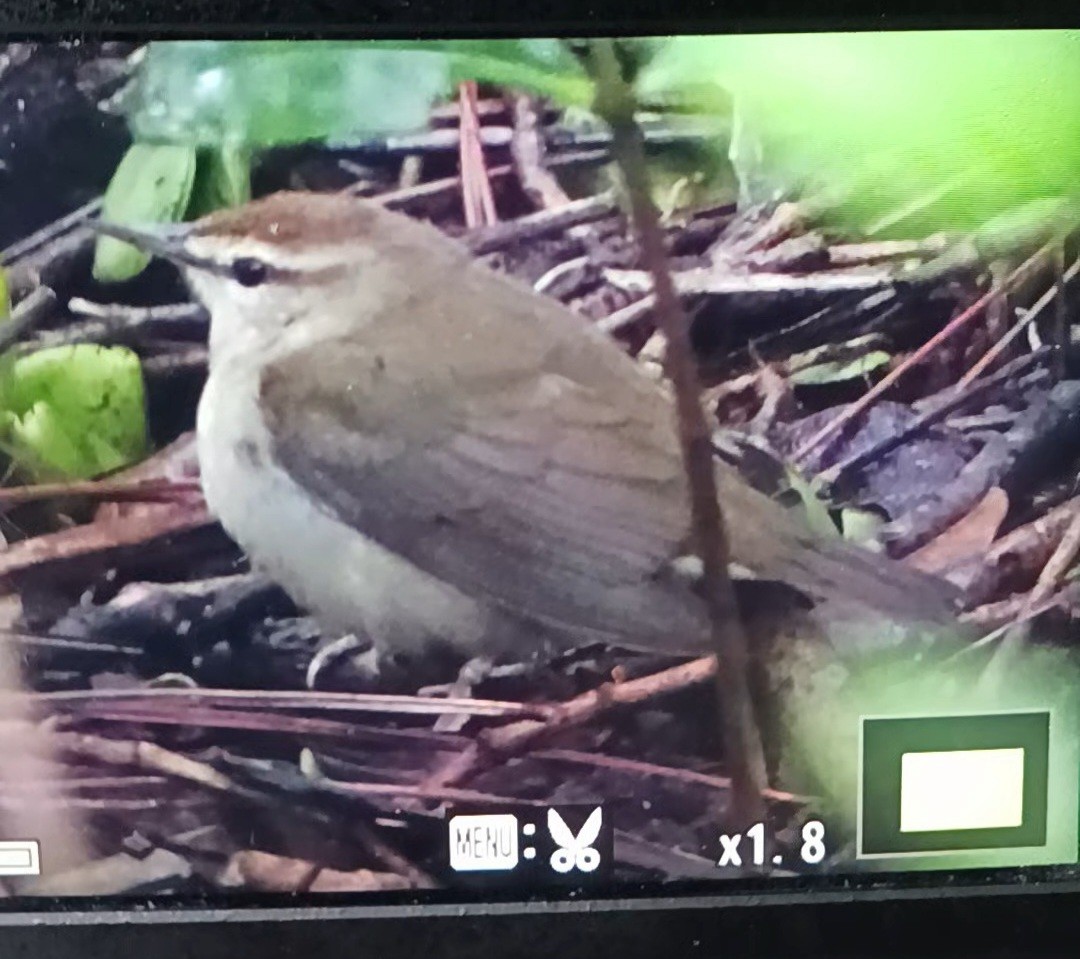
xmin=93 ymin=142 xmax=198 ymax=282
xmin=790 ymin=350 xmax=892 ymax=386
xmin=0 ymin=345 xmax=149 ymax=481
xmin=0 ymin=268 xmax=8 ymax=320
xmin=187 ymin=144 xmax=252 ymax=219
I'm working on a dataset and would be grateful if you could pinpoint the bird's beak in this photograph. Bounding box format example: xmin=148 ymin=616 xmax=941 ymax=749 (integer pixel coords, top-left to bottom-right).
xmin=91 ymin=219 xmax=227 ymax=275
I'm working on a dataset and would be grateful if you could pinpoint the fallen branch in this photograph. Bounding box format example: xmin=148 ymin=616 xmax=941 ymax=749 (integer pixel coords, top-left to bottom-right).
xmin=533 ymin=748 xmax=807 ymax=804
xmin=422 ymin=655 xmax=718 ymax=790
xmin=466 ymin=191 xmax=616 ymax=256
xmin=18 ymin=685 xmax=549 ymax=721
xmin=55 ymin=731 xmax=436 ymax=889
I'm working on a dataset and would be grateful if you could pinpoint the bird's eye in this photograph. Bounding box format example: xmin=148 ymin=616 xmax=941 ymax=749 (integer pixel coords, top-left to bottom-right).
xmin=230 ymin=257 xmax=270 ymax=287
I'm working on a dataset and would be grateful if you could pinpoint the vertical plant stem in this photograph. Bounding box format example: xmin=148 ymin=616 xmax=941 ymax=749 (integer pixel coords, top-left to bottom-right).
xmin=1053 ymin=242 xmax=1069 ymax=380
xmin=583 ymin=39 xmax=768 ymax=829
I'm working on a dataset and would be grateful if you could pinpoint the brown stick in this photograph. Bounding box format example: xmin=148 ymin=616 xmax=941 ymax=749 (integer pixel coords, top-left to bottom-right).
xmin=509 ymin=93 xmax=571 ymax=210
xmin=423 ymin=655 xmax=719 ymax=791
xmin=792 ymin=243 xmax=1054 ymax=466
xmin=1028 ymin=511 xmax=1080 ymax=607
xmin=583 ymin=41 xmax=769 ymax=829
xmin=960 ymin=256 xmax=1080 ymax=386
xmin=533 ymin=748 xmax=808 ymax=804
xmin=55 ymin=732 xmax=435 ymax=888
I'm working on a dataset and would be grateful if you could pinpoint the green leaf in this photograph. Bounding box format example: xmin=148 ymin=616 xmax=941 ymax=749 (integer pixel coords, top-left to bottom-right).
xmin=119 ymin=40 xmax=593 ymax=151
xmin=93 ymin=142 xmax=198 ymax=282
xmin=0 ymin=268 xmax=8 ymax=320
xmin=840 ymin=507 xmax=886 ymax=551
xmin=641 ymin=30 xmax=1080 ymax=236
xmin=0 ymin=345 xmax=149 ymax=481
xmin=785 ymin=467 xmax=840 ymax=539
xmin=789 ymin=350 xmax=892 ymax=386
xmin=123 ymin=41 xmax=452 ymax=148
xmin=187 ymin=144 xmax=252 ymax=219
xmin=434 ymin=39 xmax=591 ymax=106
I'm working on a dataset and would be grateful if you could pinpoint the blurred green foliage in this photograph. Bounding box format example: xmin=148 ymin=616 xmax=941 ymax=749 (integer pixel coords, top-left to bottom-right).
xmin=119 ymin=40 xmax=588 ymax=149
xmin=641 ymin=30 xmax=1080 ymax=237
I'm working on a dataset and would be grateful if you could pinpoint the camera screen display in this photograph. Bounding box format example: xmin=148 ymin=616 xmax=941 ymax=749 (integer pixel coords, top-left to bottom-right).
xmin=0 ymin=31 xmax=1077 ymax=899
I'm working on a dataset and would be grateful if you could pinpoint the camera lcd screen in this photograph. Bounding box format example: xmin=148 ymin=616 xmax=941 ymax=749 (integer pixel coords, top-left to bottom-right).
xmin=0 ymin=31 xmax=1077 ymax=900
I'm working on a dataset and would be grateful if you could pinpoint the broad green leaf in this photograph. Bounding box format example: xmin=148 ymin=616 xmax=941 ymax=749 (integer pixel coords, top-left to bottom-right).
xmin=122 ymin=41 xmax=451 ymax=148
xmin=640 ymin=30 xmax=1080 ymax=236
xmin=119 ymin=40 xmax=593 ymax=151
xmin=0 ymin=268 xmax=8 ymax=320
xmin=93 ymin=142 xmax=198 ymax=282
xmin=790 ymin=350 xmax=892 ymax=386
xmin=187 ymin=144 xmax=252 ymax=219
xmin=0 ymin=345 xmax=149 ymax=480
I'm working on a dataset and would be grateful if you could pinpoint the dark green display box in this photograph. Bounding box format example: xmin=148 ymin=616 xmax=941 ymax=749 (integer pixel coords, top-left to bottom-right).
xmin=859 ymin=712 xmax=1050 ymax=856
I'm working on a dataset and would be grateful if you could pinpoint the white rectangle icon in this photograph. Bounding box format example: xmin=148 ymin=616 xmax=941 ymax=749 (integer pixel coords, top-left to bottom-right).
xmin=449 ymin=814 xmax=519 ymax=871
xmin=0 ymin=840 xmax=40 ymax=876
xmin=900 ymin=748 xmax=1025 ymax=833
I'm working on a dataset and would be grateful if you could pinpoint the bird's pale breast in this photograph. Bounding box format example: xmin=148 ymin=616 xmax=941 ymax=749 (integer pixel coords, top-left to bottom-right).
xmin=196 ymin=360 xmax=490 ymax=655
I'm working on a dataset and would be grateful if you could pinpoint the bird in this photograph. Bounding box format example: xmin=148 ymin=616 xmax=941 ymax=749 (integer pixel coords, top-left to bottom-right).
xmin=94 ymin=190 xmax=959 ymax=673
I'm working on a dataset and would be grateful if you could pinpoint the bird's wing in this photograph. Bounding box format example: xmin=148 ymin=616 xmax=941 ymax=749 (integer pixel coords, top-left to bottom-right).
xmin=259 ymin=257 xmax=956 ymax=653
xmin=256 ymin=254 xmax=788 ymax=652
xmin=258 ymin=335 xmax=718 ymax=651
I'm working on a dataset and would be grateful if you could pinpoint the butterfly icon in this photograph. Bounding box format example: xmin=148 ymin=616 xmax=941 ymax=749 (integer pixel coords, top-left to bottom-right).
xmin=548 ymin=807 xmax=603 ymax=874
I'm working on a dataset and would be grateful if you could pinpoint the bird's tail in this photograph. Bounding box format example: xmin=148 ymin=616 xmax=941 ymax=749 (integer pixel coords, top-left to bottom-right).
xmin=777 ymin=536 xmax=962 ymax=631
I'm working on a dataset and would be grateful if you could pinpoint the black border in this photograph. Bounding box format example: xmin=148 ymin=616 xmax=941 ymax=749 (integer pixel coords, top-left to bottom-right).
xmin=1 ymin=2 xmax=1079 ymax=953
xmin=861 ymin=713 xmax=1051 ymax=854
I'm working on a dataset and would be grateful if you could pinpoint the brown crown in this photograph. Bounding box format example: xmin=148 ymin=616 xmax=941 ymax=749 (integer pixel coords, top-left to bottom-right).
xmin=191 ymin=191 xmax=385 ymax=250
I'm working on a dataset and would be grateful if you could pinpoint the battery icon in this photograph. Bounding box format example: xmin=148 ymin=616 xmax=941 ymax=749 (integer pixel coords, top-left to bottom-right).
xmin=0 ymin=840 xmax=40 ymax=876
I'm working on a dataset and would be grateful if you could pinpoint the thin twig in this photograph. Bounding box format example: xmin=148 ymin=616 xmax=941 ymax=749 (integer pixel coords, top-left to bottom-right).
xmin=55 ymin=731 xmax=436 ymax=888
xmin=596 ymin=294 xmax=656 ymax=335
xmin=960 ymin=256 xmax=1080 ymax=385
xmin=466 ymin=191 xmax=616 ymax=256
xmin=0 ymin=198 xmax=102 ymax=265
xmin=583 ymin=39 xmax=768 ymax=828
xmin=309 ymin=769 xmax=551 ymax=808
xmin=0 ymin=477 xmax=202 ymax=508
xmin=533 ymin=749 xmax=807 ymax=804
xmin=1028 ymin=511 xmax=1080 ymax=608
xmin=0 ymin=286 xmax=58 ymax=353
xmin=819 ymin=348 xmax=1048 ymax=487
xmin=423 ymin=655 xmax=718 ymax=790
xmin=792 ymin=243 xmax=1054 ymax=466
xmin=17 ymin=685 xmax=549 ymax=720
